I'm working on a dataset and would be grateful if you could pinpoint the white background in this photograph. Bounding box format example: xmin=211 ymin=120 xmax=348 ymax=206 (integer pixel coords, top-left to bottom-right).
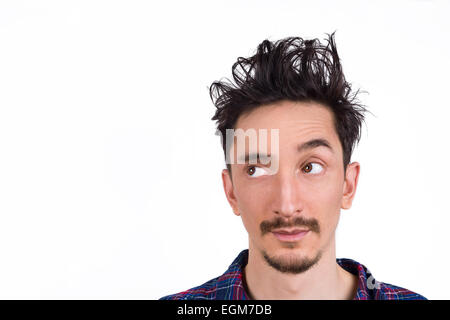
xmin=0 ymin=0 xmax=448 ymax=299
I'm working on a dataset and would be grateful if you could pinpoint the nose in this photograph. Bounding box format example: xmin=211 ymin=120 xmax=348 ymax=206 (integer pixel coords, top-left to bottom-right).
xmin=271 ymin=170 xmax=304 ymax=218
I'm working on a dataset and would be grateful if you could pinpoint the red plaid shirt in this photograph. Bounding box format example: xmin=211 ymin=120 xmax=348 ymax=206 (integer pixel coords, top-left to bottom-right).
xmin=160 ymin=249 xmax=427 ymax=300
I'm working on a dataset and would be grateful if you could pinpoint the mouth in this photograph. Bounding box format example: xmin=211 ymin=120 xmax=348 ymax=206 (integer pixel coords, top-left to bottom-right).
xmin=271 ymin=228 xmax=310 ymax=242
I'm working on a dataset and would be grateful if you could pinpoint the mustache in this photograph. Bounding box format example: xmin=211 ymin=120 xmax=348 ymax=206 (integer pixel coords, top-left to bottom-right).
xmin=260 ymin=216 xmax=320 ymax=236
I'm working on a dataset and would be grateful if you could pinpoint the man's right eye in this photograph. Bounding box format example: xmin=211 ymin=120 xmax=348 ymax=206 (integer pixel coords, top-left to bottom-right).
xmin=246 ymin=166 xmax=269 ymax=178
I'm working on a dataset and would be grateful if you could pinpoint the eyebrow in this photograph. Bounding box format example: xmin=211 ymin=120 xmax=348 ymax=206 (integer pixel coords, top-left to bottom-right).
xmin=297 ymin=138 xmax=334 ymax=154
xmin=237 ymin=138 xmax=334 ymax=163
xmin=238 ymin=152 xmax=271 ymax=164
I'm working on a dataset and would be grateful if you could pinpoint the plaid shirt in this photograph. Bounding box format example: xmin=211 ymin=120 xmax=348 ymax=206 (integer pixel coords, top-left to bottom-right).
xmin=159 ymin=249 xmax=427 ymax=300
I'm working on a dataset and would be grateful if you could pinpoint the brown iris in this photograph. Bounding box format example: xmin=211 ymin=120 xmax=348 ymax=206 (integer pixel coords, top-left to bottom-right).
xmin=303 ymin=163 xmax=313 ymax=173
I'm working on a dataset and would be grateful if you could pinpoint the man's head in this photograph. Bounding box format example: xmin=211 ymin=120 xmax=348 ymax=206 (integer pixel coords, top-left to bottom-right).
xmin=209 ymin=32 xmax=368 ymax=274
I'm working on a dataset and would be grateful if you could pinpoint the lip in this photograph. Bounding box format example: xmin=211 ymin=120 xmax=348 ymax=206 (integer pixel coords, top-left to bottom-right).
xmin=271 ymin=229 xmax=310 ymax=242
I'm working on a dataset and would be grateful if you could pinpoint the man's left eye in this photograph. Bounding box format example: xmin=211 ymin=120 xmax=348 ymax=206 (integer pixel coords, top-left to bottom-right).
xmin=302 ymin=162 xmax=324 ymax=174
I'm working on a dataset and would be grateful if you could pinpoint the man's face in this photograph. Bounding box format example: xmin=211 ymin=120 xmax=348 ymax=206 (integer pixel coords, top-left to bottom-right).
xmin=222 ymin=100 xmax=359 ymax=274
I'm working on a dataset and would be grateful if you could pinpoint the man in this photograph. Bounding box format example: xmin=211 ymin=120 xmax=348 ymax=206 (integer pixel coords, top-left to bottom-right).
xmin=160 ymin=32 xmax=426 ymax=300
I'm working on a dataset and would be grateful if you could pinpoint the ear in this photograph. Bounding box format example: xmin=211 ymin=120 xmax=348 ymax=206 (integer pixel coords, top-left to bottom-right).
xmin=341 ymin=162 xmax=360 ymax=210
xmin=222 ymin=168 xmax=240 ymax=216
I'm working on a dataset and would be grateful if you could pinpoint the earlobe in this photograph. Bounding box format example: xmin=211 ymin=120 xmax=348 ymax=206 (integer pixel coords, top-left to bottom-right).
xmin=341 ymin=198 xmax=351 ymax=210
xmin=341 ymin=181 xmax=351 ymax=209
xmin=221 ymin=168 xmax=240 ymax=216
xmin=341 ymin=162 xmax=360 ymax=210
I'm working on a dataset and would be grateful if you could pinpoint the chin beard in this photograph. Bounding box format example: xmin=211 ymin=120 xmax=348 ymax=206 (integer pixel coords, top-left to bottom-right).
xmin=262 ymin=249 xmax=323 ymax=274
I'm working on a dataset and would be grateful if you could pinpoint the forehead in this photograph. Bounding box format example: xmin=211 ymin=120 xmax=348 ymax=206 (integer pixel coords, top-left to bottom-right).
xmin=234 ymin=100 xmax=339 ymax=145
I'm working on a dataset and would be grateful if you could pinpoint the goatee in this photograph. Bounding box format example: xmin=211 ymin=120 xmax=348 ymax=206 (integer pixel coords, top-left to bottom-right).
xmin=262 ymin=250 xmax=323 ymax=274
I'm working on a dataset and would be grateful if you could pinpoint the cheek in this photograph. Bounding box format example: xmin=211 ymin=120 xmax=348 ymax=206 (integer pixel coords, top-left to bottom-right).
xmin=234 ymin=188 xmax=269 ymax=238
xmin=234 ymin=178 xmax=269 ymax=213
xmin=307 ymin=168 xmax=343 ymax=207
xmin=241 ymin=213 xmax=257 ymax=234
xmin=317 ymin=182 xmax=342 ymax=209
xmin=304 ymin=178 xmax=343 ymax=228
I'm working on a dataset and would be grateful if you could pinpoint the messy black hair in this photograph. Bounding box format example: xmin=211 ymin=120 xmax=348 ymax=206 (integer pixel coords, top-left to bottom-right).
xmin=210 ymin=31 xmax=369 ymax=180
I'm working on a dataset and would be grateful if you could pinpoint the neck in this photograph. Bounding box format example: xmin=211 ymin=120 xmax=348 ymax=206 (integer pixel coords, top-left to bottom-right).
xmin=243 ymin=238 xmax=358 ymax=300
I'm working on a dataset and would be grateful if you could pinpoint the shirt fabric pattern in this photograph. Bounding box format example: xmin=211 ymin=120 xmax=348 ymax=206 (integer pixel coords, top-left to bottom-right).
xmin=159 ymin=249 xmax=426 ymax=300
